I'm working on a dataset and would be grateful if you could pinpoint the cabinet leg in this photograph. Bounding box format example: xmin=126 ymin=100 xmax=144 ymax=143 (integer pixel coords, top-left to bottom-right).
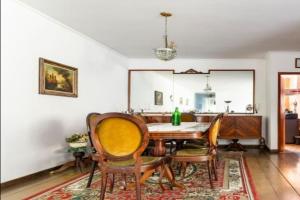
xmin=226 ymin=139 xmax=246 ymax=151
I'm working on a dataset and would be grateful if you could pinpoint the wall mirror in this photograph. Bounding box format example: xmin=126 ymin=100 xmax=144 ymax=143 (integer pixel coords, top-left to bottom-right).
xmin=128 ymin=69 xmax=255 ymax=114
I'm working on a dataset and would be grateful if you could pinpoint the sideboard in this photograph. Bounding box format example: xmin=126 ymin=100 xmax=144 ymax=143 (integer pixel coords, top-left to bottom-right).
xmin=143 ymin=114 xmax=264 ymax=150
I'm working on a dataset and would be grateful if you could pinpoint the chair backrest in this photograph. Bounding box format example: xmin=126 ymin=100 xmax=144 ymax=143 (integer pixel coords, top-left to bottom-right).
xmin=132 ymin=113 xmax=147 ymax=123
xmin=208 ymin=113 xmax=224 ymax=149
xmin=86 ymin=112 xmax=101 ymax=147
xmin=89 ymin=113 xmax=149 ymax=162
xmin=181 ymin=112 xmax=197 ymax=122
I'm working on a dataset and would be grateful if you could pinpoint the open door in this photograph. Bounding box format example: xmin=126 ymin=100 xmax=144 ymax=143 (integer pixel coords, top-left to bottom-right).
xmin=278 ymin=72 xmax=300 ymax=152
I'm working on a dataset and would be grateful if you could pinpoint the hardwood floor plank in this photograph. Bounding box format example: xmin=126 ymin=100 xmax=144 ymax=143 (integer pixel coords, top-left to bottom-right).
xmin=255 ymin=152 xmax=300 ymax=200
xmin=244 ymin=155 xmax=279 ymax=200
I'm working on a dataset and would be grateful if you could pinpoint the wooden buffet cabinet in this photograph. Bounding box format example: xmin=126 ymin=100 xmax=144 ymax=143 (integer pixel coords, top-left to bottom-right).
xmin=143 ymin=114 xmax=265 ymax=150
xmin=218 ymin=115 xmax=264 ymax=150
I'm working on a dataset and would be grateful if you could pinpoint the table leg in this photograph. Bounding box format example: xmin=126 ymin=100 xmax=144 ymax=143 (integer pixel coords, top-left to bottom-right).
xmin=153 ymin=139 xmax=166 ymax=156
xmin=152 ymin=139 xmax=185 ymax=189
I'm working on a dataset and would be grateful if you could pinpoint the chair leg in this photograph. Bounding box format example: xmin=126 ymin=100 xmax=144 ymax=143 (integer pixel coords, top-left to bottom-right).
xmin=181 ymin=162 xmax=187 ymax=179
xmin=86 ymin=161 xmax=97 ymax=188
xmin=109 ymin=174 xmax=115 ymax=193
xmin=207 ymin=161 xmax=213 ymax=189
xmin=122 ymin=174 xmax=127 ymax=190
xmin=135 ymin=171 xmax=142 ymax=200
xmin=100 ymin=171 xmax=108 ymax=200
xmin=158 ymin=166 xmax=166 ymax=192
xmin=212 ymin=159 xmax=218 ymax=181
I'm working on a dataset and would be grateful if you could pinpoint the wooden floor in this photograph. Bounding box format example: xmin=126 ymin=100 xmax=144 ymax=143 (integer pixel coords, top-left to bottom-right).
xmin=1 ymin=149 xmax=300 ymax=200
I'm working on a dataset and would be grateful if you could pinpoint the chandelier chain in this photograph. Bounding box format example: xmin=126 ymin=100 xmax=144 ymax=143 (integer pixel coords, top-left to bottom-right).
xmin=165 ymin=16 xmax=168 ymax=48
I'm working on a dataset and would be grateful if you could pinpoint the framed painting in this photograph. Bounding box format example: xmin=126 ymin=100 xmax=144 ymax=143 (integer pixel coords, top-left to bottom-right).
xmin=296 ymin=58 xmax=300 ymax=68
xmin=154 ymin=91 xmax=163 ymax=105
xmin=39 ymin=58 xmax=78 ymax=97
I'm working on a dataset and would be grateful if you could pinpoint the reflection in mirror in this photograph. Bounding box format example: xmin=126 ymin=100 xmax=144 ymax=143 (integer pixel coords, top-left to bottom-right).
xmin=173 ymin=71 xmax=254 ymax=113
xmin=129 ymin=70 xmax=254 ymax=114
xmin=130 ymin=71 xmax=174 ymax=112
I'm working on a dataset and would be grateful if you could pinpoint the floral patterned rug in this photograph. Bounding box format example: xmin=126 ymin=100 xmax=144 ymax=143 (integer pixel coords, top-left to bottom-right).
xmin=24 ymin=152 xmax=258 ymax=200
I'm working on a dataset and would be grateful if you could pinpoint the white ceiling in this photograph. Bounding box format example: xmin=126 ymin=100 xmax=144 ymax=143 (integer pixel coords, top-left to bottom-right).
xmin=19 ymin=0 xmax=300 ymax=58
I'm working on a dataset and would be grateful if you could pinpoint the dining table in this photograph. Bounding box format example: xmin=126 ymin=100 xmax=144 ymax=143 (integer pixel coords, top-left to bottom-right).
xmin=139 ymin=122 xmax=211 ymax=189
xmin=147 ymin=122 xmax=211 ymax=156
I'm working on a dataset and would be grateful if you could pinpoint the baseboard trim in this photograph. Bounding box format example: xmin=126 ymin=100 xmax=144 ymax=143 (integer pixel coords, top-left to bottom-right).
xmin=1 ymin=164 xmax=63 ymax=189
xmin=219 ymin=144 xmax=261 ymax=149
xmin=265 ymin=145 xmax=279 ymax=153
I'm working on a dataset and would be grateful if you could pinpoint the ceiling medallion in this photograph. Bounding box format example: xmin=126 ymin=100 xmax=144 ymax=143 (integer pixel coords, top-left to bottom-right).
xmin=154 ymin=12 xmax=177 ymax=61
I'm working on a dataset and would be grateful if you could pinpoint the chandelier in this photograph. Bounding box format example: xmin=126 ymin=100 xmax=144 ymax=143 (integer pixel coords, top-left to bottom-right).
xmin=204 ymin=75 xmax=212 ymax=92
xmin=154 ymin=12 xmax=177 ymax=61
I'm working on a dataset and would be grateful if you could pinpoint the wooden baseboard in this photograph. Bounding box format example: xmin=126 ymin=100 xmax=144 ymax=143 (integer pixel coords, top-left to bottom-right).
xmin=1 ymin=164 xmax=63 ymax=189
xmin=219 ymin=144 xmax=261 ymax=149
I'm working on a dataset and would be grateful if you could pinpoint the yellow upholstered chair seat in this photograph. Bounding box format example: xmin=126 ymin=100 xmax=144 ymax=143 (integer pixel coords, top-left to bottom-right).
xmin=175 ymin=148 xmax=208 ymax=156
xmin=96 ymin=118 xmax=142 ymax=157
xmin=108 ymin=156 xmax=162 ymax=167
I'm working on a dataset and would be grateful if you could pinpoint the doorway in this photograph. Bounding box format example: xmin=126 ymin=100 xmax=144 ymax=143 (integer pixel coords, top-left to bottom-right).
xmin=278 ymin=72 xmax=300 ymax=152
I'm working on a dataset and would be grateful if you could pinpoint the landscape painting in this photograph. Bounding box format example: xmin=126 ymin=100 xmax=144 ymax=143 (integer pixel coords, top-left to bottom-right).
xmin=39 ymin=58 xmax=78 ymax=97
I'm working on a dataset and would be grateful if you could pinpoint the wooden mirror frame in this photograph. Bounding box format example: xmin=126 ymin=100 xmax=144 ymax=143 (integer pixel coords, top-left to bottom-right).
xmin=128 ymin=68 xmax=256 ymax=114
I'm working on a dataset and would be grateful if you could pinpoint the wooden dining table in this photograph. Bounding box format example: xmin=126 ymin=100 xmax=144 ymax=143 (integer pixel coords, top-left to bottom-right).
xmin=147 ymin=122 xmax=211 ymax=156
xmin=139 ymin=122 xmax=211 ymax=189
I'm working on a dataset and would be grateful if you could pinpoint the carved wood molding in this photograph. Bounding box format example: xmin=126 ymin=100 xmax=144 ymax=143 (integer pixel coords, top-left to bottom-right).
xmin=179 ymin=68 xmax=203 ymax=74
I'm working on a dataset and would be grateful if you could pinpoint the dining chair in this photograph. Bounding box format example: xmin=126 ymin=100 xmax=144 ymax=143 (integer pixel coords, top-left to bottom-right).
xmin=89 ymin=112 xmax=170 ymax=200
xmin=132 ymin=113 xmax=155 ymax=156
xmin=86 ymin=112 xmax=101 ymax=188
xmin=183 ymin=115 xmax=213 ymax=149
xmin=171 ymin=113 xmax=224 ymax=188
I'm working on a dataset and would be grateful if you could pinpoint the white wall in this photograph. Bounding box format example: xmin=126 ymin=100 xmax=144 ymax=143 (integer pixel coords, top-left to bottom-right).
xmin=131 ymin=71 xmax=174 ymax=112
xmin=1 ymin=0 xmax=128 ymax=182
xmin=129 ymin=58 xmax=267 ymax=145
xmin=265 ymin=51 xmax=300 ymax=150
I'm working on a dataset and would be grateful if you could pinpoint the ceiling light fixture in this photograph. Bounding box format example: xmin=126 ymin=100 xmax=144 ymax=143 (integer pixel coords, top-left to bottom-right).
xmin=154 ymin=12 xmax=177 ymax=61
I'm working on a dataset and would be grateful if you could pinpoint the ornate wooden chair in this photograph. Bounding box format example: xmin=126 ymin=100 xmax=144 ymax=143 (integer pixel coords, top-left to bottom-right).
xmin=86 ymin=112 xmax=101 ymax=188
xmin=90 ymin=113 xmax=170 ymax=200
xmin=132 ymin=113 xmax=155 ymax=156
xmin=171 ymin=113 xmax=224 ymax=188
xmin=181 ymin=112 xmax=197 ymax=122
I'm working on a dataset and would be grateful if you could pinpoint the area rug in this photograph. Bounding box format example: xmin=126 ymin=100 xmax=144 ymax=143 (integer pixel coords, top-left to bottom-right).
xmin=24 ymin=152 xmax=258 ymax=200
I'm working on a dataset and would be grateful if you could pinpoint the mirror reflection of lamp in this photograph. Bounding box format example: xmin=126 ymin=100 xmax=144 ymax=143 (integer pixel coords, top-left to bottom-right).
xmin=224 ymin=100 xmax=232 ymax=113
xmin=204 ymin=75 xmax=212 ymax=92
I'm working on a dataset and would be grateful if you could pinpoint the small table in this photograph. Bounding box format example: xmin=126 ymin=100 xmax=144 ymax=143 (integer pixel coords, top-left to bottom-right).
xmin=50 ymin=146 xmax=91 ymax=174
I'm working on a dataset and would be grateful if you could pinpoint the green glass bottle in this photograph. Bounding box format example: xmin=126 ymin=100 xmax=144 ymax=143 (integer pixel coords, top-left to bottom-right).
xmin=172 ymin=107 xmax=181 ymax=126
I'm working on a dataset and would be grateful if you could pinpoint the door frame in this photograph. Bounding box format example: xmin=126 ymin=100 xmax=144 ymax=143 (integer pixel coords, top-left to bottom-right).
xmin=278 ymin=72 xmax=300 ymax=152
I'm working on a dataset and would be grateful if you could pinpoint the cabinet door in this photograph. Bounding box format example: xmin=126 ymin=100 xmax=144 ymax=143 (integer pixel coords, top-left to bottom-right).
xmin=236 ymin=116 xmax=261 ymax=138
xmin=219 ymin=116 xmax=236 ymax=139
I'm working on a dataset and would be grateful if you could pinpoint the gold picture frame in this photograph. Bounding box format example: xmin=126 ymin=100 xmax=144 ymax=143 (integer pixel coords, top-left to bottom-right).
xmin=39 ymin=58 xmax=78 ymax=97
xmin=296 ymin=58 xmax=300 ymax=68
xmin=154 ymin=91 xmax=163 ymax=105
